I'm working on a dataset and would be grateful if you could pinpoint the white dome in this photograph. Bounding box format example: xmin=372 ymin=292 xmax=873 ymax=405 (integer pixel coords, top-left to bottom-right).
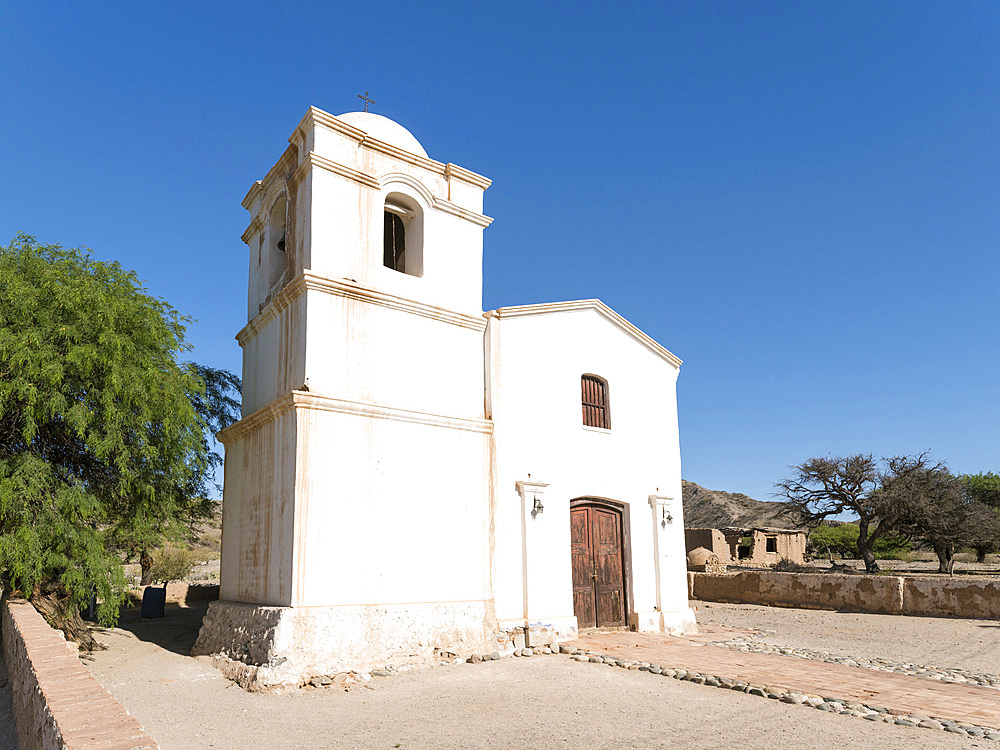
xmin=336 ymin=112 xmax=428 ymax=158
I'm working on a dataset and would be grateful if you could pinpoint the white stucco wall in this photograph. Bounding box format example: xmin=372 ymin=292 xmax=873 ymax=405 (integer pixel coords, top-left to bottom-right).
xmin=289 ymin=400 xmax=492 ymax=608
xmin=487 ymin=304 xmax=692 ymax=634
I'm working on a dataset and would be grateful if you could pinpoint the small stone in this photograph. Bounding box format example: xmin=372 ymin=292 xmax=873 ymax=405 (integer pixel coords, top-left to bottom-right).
xmin=489 ymin=652 xmax=501 ymax=660
xmin=691 ymin=676 xmax=706 ymax=684
xmin=943 ymin=726 xmax=968 ymax=735
xmin=309 ymin=677 xmax=324 ymax=687
xmin=468 ymin=654 xmax=482 ymax=664
xmin=781 ymin=693 xmax=804 ymax=705
xmin=863 ymin=714 xmax=882 ymax=722
xmin=964 ymin=727 xmax=985 ymax=737
xmin=512 ymin=649 xmax=521 ymax=657
xmin=748 ymin=687 xmax=766 ymax=697
xmin=559 ymin=645 xmax=573 ymax=654
xmin=521 ymin=649 xmax=533 ymax=658
xmin=542 ymin=647 xmax=552 ymax=654
xmin=918 ymin=719 xmax=943 ymax=730
xmin=588 ymin=656 xmax=602 ymax=663
xmin=816 ymin=703 xmax=833 ymax=711
xmin=704 ymin=677 xmax=719 ymax=686
xmin=674 ymin=670 xmax=687 ymax=680
xmin=372 ymin=669 xmax=390 ymax=677
xmin=985 ymin=732 xmax=1000 ymax=741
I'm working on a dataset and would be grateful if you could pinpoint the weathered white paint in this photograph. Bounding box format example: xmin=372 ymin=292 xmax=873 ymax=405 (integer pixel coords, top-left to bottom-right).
xmin=196 ymin=107 xmax=695 ymax=690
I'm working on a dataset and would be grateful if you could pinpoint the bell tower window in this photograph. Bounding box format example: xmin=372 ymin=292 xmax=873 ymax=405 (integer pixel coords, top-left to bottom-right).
xmin=382 ymin=193 xmax=423 ymax=277
xmin=265 ymin=195 xmax=288 ymax=291
xmin=384 ymin=211 xmax=406 ymax=272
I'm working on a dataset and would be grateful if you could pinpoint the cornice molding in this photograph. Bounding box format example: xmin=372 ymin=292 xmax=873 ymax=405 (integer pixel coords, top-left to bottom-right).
xmin=293 ymin=151 xmax=381 ymax=190
xmin=300 ymin=273 xmax=486 ymax=331
xmin=433 ymin=197 xmax=494 ymax=227
xmin=242 ymin=181 xmax=263 ymax=211
xmin=486 ymin=300 xmax=682 ymax=367
xmin=241 ymin=215 xmax=263 ymax=245
xmin=292 ymin=153 xmax=493 ymax=227
xmin=219 ymin=390 xmax=493 ymax=444
xmin=292 ymin=106 xmax=491 ymax=190
xmin=445 ymin=163 xmax=492 ymax=191
xmin=235 ymin=272 xmax=486 ymax=346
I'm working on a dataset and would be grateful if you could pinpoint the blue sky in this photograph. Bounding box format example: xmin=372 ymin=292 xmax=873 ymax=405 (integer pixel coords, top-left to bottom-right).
xmin=2 ymin=2 xmax=998 ymax=503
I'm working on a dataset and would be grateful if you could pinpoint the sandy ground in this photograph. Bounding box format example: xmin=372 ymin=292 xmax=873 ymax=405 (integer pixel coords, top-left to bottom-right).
xmin=74 ymin=603 xmax=997 ymax=750
xmin=695 ymin=601 xmax=1000 ymax=675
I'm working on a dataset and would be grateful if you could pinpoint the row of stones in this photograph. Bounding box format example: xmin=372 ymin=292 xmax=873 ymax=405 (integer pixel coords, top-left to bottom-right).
xmin=559 ymin=646 xmax=1000 ymax=742
xmin=709 ymin=633 xmax=1000 ymax=689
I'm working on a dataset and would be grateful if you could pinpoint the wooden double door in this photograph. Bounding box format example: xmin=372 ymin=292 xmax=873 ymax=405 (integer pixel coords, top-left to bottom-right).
xmin=571 ymin=501 xmax=627 ymax=629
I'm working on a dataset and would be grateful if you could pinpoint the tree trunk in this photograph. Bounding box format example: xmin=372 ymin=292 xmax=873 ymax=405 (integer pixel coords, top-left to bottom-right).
xmin=140 ymin=549 xmax=153 ymax=586
xmin=856 ymin=521 xmax=880 ymax=574
xmin=975 ymin=544 xmax=990 ymax=564
xmin=30 ymin=581 xmax=104 ymax=652
xmin=934 ymin=544 xmax=955 ymax=575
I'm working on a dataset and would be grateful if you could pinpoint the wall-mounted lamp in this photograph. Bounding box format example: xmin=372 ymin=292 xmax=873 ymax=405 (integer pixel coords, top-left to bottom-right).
xmin=662 ymin=507 xmax=673 ymax=526
xmin=533 ymin=495 xmax=544 ymax=514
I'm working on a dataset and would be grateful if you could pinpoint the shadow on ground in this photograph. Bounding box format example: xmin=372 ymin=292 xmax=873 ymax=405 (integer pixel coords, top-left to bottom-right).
xmin=91 ymin=602 xmax=210 ymax=657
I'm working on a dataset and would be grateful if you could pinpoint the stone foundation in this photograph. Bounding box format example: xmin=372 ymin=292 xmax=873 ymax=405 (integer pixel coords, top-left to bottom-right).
xmin=192 ymin=599 xmax=503 ymax=692
xmin=496 ymin=616 xmax=578 ymax=652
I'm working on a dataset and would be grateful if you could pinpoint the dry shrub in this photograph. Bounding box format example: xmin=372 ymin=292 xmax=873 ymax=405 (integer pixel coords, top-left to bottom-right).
xmin=148 ymin=546 xmax=197 ymax=583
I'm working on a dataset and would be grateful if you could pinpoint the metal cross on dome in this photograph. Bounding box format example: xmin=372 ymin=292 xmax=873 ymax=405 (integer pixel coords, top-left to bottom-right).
xmin=357 ymin=91 xmax=375 ymax=112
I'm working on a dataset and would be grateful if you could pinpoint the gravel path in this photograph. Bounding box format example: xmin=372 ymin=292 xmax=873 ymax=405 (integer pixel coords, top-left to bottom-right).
xmin=76 ymin=604 xmax=992 ymax=750
xmin=694 ymin=601 xmax=1000 ymax=676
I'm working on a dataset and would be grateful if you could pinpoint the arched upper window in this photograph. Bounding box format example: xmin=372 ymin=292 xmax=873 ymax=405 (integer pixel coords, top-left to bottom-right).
xmin=581 ymin=375 xmax=610 ymax=429
xmin=264 ymin=195 xmax=288 ymax=291
xmin=382 ymin=193 xmax=423 ymax=277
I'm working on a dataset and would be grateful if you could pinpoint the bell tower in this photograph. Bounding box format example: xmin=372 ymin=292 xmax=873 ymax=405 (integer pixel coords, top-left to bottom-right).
xmin=195 ymin=107 xmax=497 ymax=690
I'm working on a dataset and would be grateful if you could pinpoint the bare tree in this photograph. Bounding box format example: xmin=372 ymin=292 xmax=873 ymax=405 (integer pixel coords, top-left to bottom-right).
xmin=878 ymin=455 xmax=963 ymax=574
xmin=882 ymin=458 xmax=1000 ymax=574
xmin=776 ymin=454 xmax=898 ymax=574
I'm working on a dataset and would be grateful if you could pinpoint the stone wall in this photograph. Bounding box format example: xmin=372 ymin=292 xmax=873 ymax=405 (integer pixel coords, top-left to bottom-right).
xmin=689 ymin=570 xmax=1000 ymax=619
xmin=1 ymin=597 xmax=158 ymax=749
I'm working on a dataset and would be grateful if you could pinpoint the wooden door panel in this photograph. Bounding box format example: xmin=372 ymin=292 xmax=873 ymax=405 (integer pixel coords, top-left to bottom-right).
xmin=570 ymin=503 xmax=626 ymax=629
xmin=593 ymin=509 xmax=625 ymax=626
xmin=570 ymin=508 xmax=596 ymax=628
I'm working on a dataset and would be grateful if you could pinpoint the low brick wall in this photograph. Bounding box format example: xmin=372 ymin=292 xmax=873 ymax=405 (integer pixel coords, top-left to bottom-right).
xmin=1 ymin=597 xmax=158 ymax=750
xmin=689 ymin=570 xmax=1000 ymax=619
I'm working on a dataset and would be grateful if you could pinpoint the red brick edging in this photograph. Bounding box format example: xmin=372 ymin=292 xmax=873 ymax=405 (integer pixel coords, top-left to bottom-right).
xmin=1 ymin=597 xmax=158 ymax=750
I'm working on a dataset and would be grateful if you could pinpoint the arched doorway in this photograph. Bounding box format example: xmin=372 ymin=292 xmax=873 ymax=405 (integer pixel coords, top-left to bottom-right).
xmin=570 ymin=498 xmax=629 ymax=629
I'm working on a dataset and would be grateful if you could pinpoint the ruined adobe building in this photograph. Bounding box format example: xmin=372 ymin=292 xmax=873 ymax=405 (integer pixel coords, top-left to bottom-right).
xmin=685 ymin=527 xmax=806 ymax=568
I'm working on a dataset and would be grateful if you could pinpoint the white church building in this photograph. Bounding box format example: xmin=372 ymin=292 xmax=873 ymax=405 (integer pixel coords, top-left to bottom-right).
xmin=193 ymin=106 xmax=696 ymax=690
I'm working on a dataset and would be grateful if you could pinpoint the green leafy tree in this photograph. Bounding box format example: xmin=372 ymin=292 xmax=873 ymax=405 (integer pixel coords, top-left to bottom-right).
xmin=0 ymin=234 xmax=238 ymax=645
xmin=808 ymin=523 xmax=859 ymax=558
xmin=958 ymin=473 xmax=1000 ymax=562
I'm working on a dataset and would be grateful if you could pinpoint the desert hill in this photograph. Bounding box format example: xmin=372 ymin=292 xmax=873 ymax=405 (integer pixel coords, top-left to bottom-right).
xmin=681 ymin=480 xmax=800 ymax=529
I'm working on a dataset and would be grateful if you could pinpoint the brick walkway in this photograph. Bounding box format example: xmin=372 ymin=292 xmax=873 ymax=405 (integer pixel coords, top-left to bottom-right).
xmin=563 ymin=631 xmax=1000 ymax=730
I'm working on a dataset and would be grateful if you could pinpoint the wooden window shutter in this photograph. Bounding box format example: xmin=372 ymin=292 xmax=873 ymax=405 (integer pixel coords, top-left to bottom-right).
xmin=581 ymin=375 xmax=610 ymax=429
